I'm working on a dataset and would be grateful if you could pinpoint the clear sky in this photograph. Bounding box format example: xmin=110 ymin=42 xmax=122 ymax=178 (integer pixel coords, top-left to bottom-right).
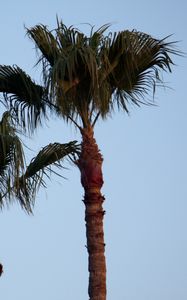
xmin=0 ymin=1 xmax=186 ymax=299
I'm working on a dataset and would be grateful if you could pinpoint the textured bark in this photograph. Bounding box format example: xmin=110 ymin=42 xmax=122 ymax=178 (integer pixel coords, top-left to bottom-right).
xmin=78 ymin=126 xmax=106 ymax=300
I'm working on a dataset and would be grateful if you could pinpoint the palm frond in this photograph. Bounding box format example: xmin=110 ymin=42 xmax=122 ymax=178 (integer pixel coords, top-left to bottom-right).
xmin=0 ymin=65 xmax=49 ymax=132
xmin=27 ymin=24 xmax=60 ymax=67
xmin=89 ymin=23 xmax=111 ymax=51
xmin=27 ymin=22 xmax=100 ymax=126
xmin=17 ymin=141 xmax=80 ymax=207
xmin=0 ymin=112 xmax=29 ymax=210
xmin=100 ymin=30 xmax=180 ymax=113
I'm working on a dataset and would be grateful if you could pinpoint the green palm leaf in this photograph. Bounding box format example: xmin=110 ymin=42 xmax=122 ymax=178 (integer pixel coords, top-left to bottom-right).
xmin=100 ymin=30 xmax=179 ymax=112
xmin=0 ymin=65 xmax=49 ymax=132
xmin=27 ymin=24 xmax=59 ymax=67
xmin=18 ymin=141 xmax=80 ymax=208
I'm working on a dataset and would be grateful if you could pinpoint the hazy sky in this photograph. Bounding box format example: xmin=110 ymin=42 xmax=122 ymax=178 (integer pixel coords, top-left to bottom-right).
xmin=0 ymin=1 xmax=186 ymax=300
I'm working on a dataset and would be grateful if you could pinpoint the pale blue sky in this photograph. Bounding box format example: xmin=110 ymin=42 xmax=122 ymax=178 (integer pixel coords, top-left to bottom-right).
xmin=0 ymin=1 xmax=186 ymax=300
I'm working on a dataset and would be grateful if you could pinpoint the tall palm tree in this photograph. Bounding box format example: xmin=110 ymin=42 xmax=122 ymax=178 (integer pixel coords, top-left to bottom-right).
xmin=0 ymin=20 xmax=179 ymax=299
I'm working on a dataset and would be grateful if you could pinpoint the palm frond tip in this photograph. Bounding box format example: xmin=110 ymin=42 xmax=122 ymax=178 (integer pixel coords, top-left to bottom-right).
xmin=16 ymin=141 xmax=80 ymax=207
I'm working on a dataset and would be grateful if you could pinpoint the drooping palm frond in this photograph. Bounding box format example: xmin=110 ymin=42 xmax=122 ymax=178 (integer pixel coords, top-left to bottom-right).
xmin=0 ymin=111 xmax=79 ymax=212
xmin=17 ymin=141 xmax=80 ymax=207
xmin=0 ymin=112 xmax=28 ymax=210
xmin=100 ymin=30 xmax=179 ymax=112
xmin=0 ymin=113 xmax=17 ymax=177
xmin=0 ymin=65 xmax=50 ymax=133
xmin=27 ymin=22 xmax=99 ymax=126
xmin=27 ymin=24 xmax=60 ymax=67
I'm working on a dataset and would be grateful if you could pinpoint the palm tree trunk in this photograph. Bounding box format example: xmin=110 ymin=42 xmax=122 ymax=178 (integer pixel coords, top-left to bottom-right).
xmin=78 ymin=126 xmax=106 ymax=300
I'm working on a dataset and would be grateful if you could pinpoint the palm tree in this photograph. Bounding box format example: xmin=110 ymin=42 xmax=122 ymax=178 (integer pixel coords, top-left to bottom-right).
xmin=0 ymin=69 xmax=79 ymax=211
xmin=0 ymin=20 xmax=179 ymax=299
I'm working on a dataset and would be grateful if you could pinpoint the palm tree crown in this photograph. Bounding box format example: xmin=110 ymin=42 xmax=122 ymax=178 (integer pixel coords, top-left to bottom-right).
xmin=25 ymin=21 xmax=177 ymax=127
